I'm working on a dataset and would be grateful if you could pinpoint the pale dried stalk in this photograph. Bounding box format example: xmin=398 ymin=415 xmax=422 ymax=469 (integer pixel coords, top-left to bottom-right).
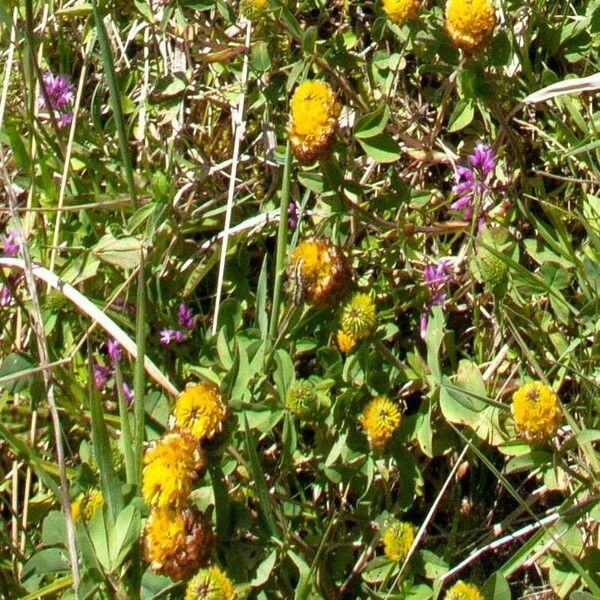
xmin=0 ymin=258 xmax=179 ymax=398
xmin=439 ymin=495 xmax=599 ymax=582
xmin=212 ymin=18 xmax=252 ymax=335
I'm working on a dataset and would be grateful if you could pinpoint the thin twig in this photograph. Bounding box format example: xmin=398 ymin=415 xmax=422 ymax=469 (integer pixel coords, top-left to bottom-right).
xmin=1 ymin=159 xmax=81 ymax=591
xmin=387 ymin=445 xmax=470 ymax=596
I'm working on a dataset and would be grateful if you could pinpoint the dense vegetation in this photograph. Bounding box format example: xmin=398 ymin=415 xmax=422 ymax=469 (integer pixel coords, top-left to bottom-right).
xmin=1 ymin=0 xmax=600 ymax=598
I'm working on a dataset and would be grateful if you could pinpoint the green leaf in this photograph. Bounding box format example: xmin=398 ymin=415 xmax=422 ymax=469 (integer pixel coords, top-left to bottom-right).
xmin=251 ymin=550 xmax=277 ymax=587
xmin=244 ymin=416 xmax=278 ymax=538
xmin=92 ymin=233 xmax=143 ymax=270
xmin=447 ymin=98 xmax=475 ymax=132
xmin=353 ymin=104 xmax=390 ymax=139
xmin=87 ymin=356 xmax=123 ymax=521
xmin=251 ymin=41 xmax=271 ymax=73
xmin=87 ymin=508 xmax=111 ymax=571
xmin=22 ymin=548 xmax=70 ymax=579
xmin=482 ymin=572 xmax=511 ymax=600
xmin=0 ymin=352 xmax=37 ymax=394
xmin=273 ymin=349 xmax=294 ymax=403
xmin=256 ymin=255 xmax=269 ymax=339
xmin=42 ymin=511 xmax=67 ymax=547
xmin=357 ymin=132 xmax=402 ymax=163
xmin=55 ymin=3 xmax=93 ymax=17
xmin=109 ymin=505 xmax=141 ymax=570
xmin=426 ymin=306 xmax=444 ymax=384
xmin=303 ymin=26 xmax=317 ymax=54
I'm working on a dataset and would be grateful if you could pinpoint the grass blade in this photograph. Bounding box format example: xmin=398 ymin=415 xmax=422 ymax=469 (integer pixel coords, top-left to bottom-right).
xmin=90 ymin=0 xmax=137 ymax=207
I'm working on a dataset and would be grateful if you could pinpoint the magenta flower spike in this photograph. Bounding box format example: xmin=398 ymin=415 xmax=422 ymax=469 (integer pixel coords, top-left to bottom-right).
xmin=177 ymin=304 xmax=194 ymax=330
xmin=451 ymin=142 xmax=496 ymax=220
xmin=3 ymin=229 xmax=19 ymax=257
xmin=107 ymin=339 xmax=122 ymax=363
xmin=39 ymin=72 xmax=74 ymax=128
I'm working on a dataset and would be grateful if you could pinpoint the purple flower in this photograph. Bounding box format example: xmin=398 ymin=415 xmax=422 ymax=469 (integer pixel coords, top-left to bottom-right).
xmin=288 ymin=201 xmax=298 ymax=230
xmin=39 ymin=73 xmax=74 ymax=128
xmin=160 ymin=328 xmax=185 ymax=345
xmin=93 ymin=363 xmax=112 ymax=389
xmin=122 ymin=382 xmax=133 ymax=404
xmin=420 ymin=259 xmax=454 ymax=340
xmin=3 ymin=229 xmax=19 ymax=256
xmin=469 ymin=142 xmax=496 ymax=173
xmin=451 ymin=142 xmax=496 ymax=220
xmin=107 ymin=339 xmax=122 ymax=363
xmin=113 ymin=297 xmax=136 ymax=313
xmin=177 ymin=304 xmax=194 ymax=330
xmin=0 ymin=274 xmax=21 ymax=306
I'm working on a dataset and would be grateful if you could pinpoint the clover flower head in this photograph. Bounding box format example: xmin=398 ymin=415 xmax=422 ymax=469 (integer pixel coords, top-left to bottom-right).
xmin=144 ymin=506 xmax=214 ymax=581
xmin=288 ymin=80 xmax=341 ymax=163
xmin=336 ymin=329 xmax=356 ymax=354
xmin=178 ymin=304 xmax=194 ymax=330
xmin=360 ymin=395 xmax=402 ymax=451
xmin=340 ymin=292 xmax=377 ymax=340
xmin=511 ymin=381 xmax=562 ymax=442
xmin=39 ymin=73 xmax=74 ymax=127
xmin=445 ymin=0 xmax=496 ymax=52
xmin=382 ymin=520 xmax=416 ymax=562
xmin=185 ymin=565 xmax=237 ymax=600
xmin=160 ymin=328 xmax=185 ymax=345
xmin=445 ymin=581 xmax=485 ymax=600
xmin=383 ymin=0 xmax=421 ymax=24
xmin=93 ymin=363 xmax=112 ymax=390
xmin=142 ymin=432 xmax=204 ymax=509
xmin=286 ymin=380 xmax=319 ymax=420
xmin=71 ymin=489 xmax=104 ymax=523
xmin=174 ymin=382 xmax=228 ymax=442
xmin=3 ymin=229 xmax=19 ymax=256
xmin=289 ymin=239 xmax=349 ymax=307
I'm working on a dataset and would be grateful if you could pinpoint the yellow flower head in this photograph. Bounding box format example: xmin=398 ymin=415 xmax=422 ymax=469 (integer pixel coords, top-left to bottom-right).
xmin=239 ymin=0 xmax=267 ymax=19
xmin=337 ymin=329 xmax=356 ymax=354
xmin=288 ymin=80 xmax=341 ymax=163
xmin=360 ymin=395 xmax=401 ymax=451
xmin=286 ymin=380 xmax=319 ymax=420
xmin=185 ymin=565 xmax=237 ymax=600
xmin=174 ymin=382 xmax=228 ymax=442
xmin=143 ymin=432 xmax=204 ymax=509
xmin=383 ymin=0 xmax=421 ymax=24
xmin=341 ymin=292 xmax=377 ymax=340
xmin=71 ymin=489 xmax=104 ymax=523
xmin=144 ymin=506 xmax=214 ymax=581
xmin=511 ymin=381 xmax=562 ymax=442
xmin=382 ymin=520 xmax=416 ymax=561
xmin=445 ymin=0 xmax=496 ymax=52
xmin=445 ymin=581 xmax=485 ymax=600
xmin=289 ymin=239 xmax=349 ymax=307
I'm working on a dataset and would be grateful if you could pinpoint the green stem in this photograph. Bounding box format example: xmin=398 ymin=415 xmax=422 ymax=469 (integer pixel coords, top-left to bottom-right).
xmin=113 ymin=362 xmax=135 ymax=485
xmin=268 ymin=141 xmax=292 ymax=343
xmin=133 ymin=252 xmax=147 ymax=484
